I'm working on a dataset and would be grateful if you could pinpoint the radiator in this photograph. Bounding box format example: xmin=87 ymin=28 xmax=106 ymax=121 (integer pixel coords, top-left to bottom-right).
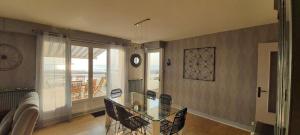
xmin=0 ymin=89 xmax=35 ymax=112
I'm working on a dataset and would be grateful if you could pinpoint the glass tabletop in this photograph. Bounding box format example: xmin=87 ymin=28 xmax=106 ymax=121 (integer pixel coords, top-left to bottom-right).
xmin=106 ymin=92 xmax=183 ymax=121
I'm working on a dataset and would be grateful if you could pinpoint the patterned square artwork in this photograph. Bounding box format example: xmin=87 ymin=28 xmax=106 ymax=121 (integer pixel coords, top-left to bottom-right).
xmin=183 ymin=47 xmax=215 ymax=81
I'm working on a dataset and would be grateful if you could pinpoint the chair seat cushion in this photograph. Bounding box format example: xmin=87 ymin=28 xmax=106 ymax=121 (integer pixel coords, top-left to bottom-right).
xmin=131 ymin=116 xmax=150 ymax=126
xmin=122 ymin=119 xmax=141 ymax=131
xmin=0 ymin=109 xmax=15 ymax=135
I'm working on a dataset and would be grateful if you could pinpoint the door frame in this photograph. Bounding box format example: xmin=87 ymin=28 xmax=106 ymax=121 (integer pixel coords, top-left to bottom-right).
xmin=255 ymin=42 xmax=278 ymax=125
xmin=145 ymin=48 xmax=164 ymax=96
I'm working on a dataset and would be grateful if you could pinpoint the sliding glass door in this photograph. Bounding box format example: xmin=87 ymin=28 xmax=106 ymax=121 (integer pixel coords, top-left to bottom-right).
xmin=70 ymin=43 xmax=108 ymax=114
xmin=70 ymin=42 xmax=125 ymax=115
xmin=71 ymin=46 xmax=89 ymax=101
xmin=92 ymin=48 xmax=107 ymax=98
xmin=37 ymin=34 xmax=126 ymax=121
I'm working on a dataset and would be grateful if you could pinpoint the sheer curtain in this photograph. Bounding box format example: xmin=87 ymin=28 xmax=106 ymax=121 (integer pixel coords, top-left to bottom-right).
xmin=36 ymin=32 xmax=71 ymax=127
xmin=108 ymin=45 xmax=127 ymax=96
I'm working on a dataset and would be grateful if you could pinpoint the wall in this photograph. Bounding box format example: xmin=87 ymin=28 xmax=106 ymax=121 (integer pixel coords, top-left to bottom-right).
xmin=127 ymin=41 xmax=167 ymax=80
xmin=164 ymin=23 xmax=278 ymax=127
xmin=0 ymin=31 xmax=36 ymax=88
xmin=127 ymin=41 xmax=166 ymax=94
xmin=127 ymin=45 xmax=145 ymax=80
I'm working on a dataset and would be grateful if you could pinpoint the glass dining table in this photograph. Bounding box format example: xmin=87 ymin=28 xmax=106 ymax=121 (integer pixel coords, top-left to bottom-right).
xmin=105 ymin=92 xmax=184 ymax=135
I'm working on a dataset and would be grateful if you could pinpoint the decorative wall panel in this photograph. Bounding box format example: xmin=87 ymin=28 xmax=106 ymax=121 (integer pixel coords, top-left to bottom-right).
xmin=183 ymin=47 xmax=215 ymax=81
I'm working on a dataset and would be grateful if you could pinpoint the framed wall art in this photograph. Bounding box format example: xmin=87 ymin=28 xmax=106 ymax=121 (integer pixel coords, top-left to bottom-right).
xmin=183 ymin=47 xmax=215 ymax=81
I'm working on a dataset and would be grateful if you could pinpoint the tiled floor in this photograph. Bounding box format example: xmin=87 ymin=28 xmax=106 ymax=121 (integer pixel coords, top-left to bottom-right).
xmin=34 ymin=113 xmax=250 ymax=135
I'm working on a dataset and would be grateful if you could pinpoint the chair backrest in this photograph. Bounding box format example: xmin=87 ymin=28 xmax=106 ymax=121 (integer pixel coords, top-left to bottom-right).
xmin=169 ymin=108 xmax=188 ymax=135
xmin=94 ymin=77 xmax=107 ymax=91
xmin=111 ymin=88 xmax=122 ymax=98
xmin=104 ymin=99 xmax=118 ymax=120
xmin=115 ymin=105 xmax=132 ymax=125
xmin=160 ymin=94 xmax=172 ymax=105
xmin=146 ymin=90 xmax=156 ymax=99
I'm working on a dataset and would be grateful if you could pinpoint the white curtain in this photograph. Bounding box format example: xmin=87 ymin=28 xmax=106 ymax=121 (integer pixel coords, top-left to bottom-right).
xmin=108 ymin=45 xmax=127 ymax=96
xmin=36 ymin=33 xmax=71 ymax=127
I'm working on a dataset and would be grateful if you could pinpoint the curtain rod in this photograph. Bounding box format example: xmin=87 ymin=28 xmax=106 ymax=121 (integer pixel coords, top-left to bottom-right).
xmin=32 ymin=29 xmax=126 ymax=46
xmin=70 ymin=38 xmax=117 ymax=45
xmin=31 ymin=29 xmax=67 ymax=37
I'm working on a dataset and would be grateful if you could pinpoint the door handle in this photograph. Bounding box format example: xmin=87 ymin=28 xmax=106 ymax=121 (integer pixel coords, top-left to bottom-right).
xmin=257 ymin=87 xmax=268 ymax=98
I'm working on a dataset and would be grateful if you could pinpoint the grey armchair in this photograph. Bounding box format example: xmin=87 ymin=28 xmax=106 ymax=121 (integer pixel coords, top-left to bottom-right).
xmin=0 ymin=92 xmax=39 ymax=135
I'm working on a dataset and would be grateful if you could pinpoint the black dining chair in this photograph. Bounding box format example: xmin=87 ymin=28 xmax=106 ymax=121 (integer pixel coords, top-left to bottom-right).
xmin=146 ymin=90 xmax=156 ymax=99
xmin=111 ymin=88 xmax=122 ymax=98
xmin=160 ymin=94 xmax=172 ymax=116
xmin=160 ymin=94 xmax=172 ymax=105
xmin=115 ymin=105 xmax=149 ymax=135
xmin=160 ymin=108 xmax=188 ymax=135
xmin=104 ymin=98 xmax=119 ymax=134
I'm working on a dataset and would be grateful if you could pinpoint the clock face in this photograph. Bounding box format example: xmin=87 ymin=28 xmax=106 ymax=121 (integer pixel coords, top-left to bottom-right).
xmin=0 ymin=44 xmax=23 ymax=71
xmin=133 ymin=57 xmax=140 ymax=64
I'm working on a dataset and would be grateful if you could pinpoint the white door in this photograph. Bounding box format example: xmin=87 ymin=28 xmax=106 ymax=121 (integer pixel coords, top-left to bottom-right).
xmin=256 ymin=42 xmax=278 ymax=125
xmin=146 ymin=49 xmax=163 ymax=96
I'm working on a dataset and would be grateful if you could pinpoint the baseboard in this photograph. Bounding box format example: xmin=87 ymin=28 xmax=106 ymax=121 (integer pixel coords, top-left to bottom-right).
xmin=172 ymin=104 xmax=252 ymax=132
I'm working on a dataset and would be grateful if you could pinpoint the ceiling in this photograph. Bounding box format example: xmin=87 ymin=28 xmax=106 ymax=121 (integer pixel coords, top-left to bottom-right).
xmin=0 ymin=0 xmax=277 ymax=43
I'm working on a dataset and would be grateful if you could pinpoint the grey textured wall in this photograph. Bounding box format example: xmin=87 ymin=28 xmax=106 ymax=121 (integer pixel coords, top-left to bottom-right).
xmin=164 ymin=23 xmax=278 ymax=126
xmin=127 ymin=45 xmax=145 ymax=80
xmin=0 ymin=31 xmax=36 ymax=89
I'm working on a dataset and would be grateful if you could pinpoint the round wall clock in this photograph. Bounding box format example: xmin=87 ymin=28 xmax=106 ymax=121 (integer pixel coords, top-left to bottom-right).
xmin=0 ymin=44 xmax=23 ymax=71
xmin=130 ymin=53 xmax=142 ymax=67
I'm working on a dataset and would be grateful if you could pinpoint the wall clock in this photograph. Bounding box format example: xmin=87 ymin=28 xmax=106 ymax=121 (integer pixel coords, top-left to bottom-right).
xmin=0 ymin=44 xmax=23 ymax=71
xmin=130 ymin=53 xmax=142 ymax=67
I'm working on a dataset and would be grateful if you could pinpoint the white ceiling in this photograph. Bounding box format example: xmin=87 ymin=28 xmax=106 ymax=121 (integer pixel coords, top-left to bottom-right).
xmin=0 ymin=0 xmax=277 ymax=43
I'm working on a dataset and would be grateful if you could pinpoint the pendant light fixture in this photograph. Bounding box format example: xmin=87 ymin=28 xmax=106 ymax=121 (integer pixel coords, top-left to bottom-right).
xmin=132 ymin=18 xmax=151 ymax=50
